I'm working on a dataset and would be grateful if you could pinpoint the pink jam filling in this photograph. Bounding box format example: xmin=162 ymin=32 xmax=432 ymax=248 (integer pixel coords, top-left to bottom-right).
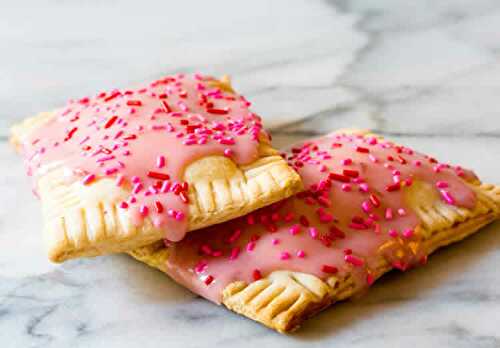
xmin=163 ymin=133 xmax=478 ymax=303
xmin=22 ymin=73 xmax=266 ymax=241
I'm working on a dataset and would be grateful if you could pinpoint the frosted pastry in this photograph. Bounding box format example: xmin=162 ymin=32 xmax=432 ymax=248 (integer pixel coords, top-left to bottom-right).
xmin=130 ymin=129 xmax=500 ymax=333
xmin=11 ymin=74 xmax=302 ymax=262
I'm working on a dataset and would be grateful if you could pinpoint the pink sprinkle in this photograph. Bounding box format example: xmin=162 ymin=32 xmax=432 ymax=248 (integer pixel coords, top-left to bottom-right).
xmin=359 ymin=183 xmax=369 ymax=192
xmin=156 ymin=155 xmax=166 ymax=168
xmin=341 ymin=183 xmax=352 ymax=192
xmin=289 ymin=224 xmax=301 ymax=235
xmin=319 ymin=164 xmax=328 ymax=172
xmin=388 ymin=229 xmax=399 ymax=238
xmin=309 ymin=227 xmax=319 ymax=239
xmin=132 ymin=176 xmax=140 ymax=183
xmin=341 ymin=158 xmax=352 ymax=165
xmin=175 ymin=211 xmax=185 ymax=221
xmin=82 ymin=174 xmax=96 ymax=185
xmin=223 ymin=148 xmax=233 ymax=157
xmin=361 ymin=201 xmax=372 ymax=213
xmin=436 ymin=181 xmax=449 ymax=189
xmin=296 ymin=250 xmax=306 ymax=258
xmin=345 ymin=254 xmax=364 ymax=267
xmin=440 ymin=190 xmax=456 ymax=205
xmin=397 ymin=208 xmax=407 ymax=216
xmin=271 ymin=238 xmax=280 ymax=245
xmin=119 ymin=201 xmax=128 ymax=209
xmin=132 ymin=183 xmax=143 ymax=194
xmin=280 ymin=251 xmax=291 ymax=260
xmin=385 ymin=208 xmax=393 ymax=220
xmin=229 ymin=247 xmax=240 ymax=260
xmin=246 ymin=241 xmax=256 ymax=252
xmin=402 ymin=229 xmax=414 ymax=238
xmin=368 ymin=154 xmax=378 ymax=163
xmin=319 ymin=212 xmax=334 ymax=223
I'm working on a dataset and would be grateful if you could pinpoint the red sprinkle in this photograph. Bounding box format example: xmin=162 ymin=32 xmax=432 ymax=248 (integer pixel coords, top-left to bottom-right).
xmin=343 ymin=169 xmax=359 ymax=178
xmin=204 ymin=275 xmax=214 ymax=285
xmin=252 ymin=269 xmax=262 ymax=281
xmin=161 ymin=100 xmax=172 ymax=113
xmin=147 ymin=171 xmax=170 ymax=180
xmin=126 ymin=100 xmax=142 ymax=106
xmin=329 ymin=173 xmax=350 ymax=183
xmin=104 ymin=116 xmax=118 ymax=129
xmin=321 ymin=265 xmax=338 ymax=274
xmin=385 ymin=182 xmax=401 ymax=192
xmin=154 ymin=201 xmax=164 ymax=214
xmin=207 ymin=107 xmax=229 ymax=115
xmin=356 ymin=146 xmax=369 ymax=153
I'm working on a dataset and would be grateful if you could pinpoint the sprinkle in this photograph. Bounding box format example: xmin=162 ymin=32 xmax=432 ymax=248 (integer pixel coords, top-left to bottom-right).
xmin=271 ymin=238 xmax=280 ymax=245
xmin=385 ymin=183 xmax=401 ymax=192
xmin=359 ymin=183 xmax=369 ymax=192
xmin=440 ymin=190 xmax=456 ymax=205
xmin=388 ymin=229 xmax=398 ymax=238
xmin=104 ymin=115 xmax=118 ymax=129
xmin=402 ymin=229 xmax=414 ymax=238
xmin=341 ymin=158 xmax=352 ymax=165
xmin=329 ymin=173 xmax=350 ymax=183
xmin=280 ymin=251 xmax=291 ymax=260
xmin=366 ymin=273 xmax=375 ymax=286
xmin=104 ymin=91 xmax=121 ymax=102
xmin=356 ymin=146 xmax=369 ymax=153
xmin=229 ymin=247 xmax=240 ymax=260
xmin=156 ymin=155 xmax=166 ymax=168
xmin=132 ymin=183 xmax=143 ymax=194
xmin=361 ymin=201 xmax=372 ymax=213
xmin=252 ymin=269 xmax=262 ymax=281
xmin=289 ymin=224 xmax=301 ymax=235
xmin=223 ymin=148 xmax=233 ymax=157
xmin=397 ymin=208 xmax=407 ymax=216
xmin=345 ymin=254 xmax=364 ymax=267
xmin=321 ymin=265 xmax=338 ymax=274
xmin=343 ymin=169 xmax=359 ymax=178
xmin=139 ymin=205 xmax=149 ymax=217
xmin=385 ymin=208 xmax=393 ymax=220
xmin=64 ymin=127 xmax=78 ymax=141
xmin=161 ymin=100 xmax=172 ymax=113
xmin=369 ymin=194 xmax=380 ymax=207
xmin=126 ymin=100 xmax=142 ymax=106
xmin=179 ymin=191 xmax=190 ymax=204
xmin=204 ymin=275 xmax=214 ymax=285
xmin=341 ymin=183 xmax=352 ymax=192
xmin=147 ymin=171 xmax=170 ymax=180
xmin=82 ymin=174 xmax=96 ymax=185
xmin=154 ymin=201 xmax=164 ymax=214
xmin=296 ymin=250 xmax=306 ymax=258
xmin=119 ymin=201 xmax=128 ymax=209
xmin=207 ymin=107 xmax=229 ymax=115
xmin=246 ymin=241 xmax=256 ymax=252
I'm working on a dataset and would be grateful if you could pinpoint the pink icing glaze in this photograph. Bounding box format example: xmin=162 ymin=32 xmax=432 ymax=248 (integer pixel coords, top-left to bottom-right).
xmin=22 ymin=74 xmax=267 ymax=241
xmin=162 ymin=132 xmax=478 ymax=303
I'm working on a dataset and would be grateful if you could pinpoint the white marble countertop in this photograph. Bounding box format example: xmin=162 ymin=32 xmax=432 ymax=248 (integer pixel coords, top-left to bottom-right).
xmin=1 ymin=1 xmax=500 ymax=347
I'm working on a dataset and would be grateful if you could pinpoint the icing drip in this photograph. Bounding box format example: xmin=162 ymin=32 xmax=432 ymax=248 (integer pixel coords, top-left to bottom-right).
xmin=22 ymin=74 xmax=266 ymax=241
xmin=162 ymin=133 xmax=478 ymax=303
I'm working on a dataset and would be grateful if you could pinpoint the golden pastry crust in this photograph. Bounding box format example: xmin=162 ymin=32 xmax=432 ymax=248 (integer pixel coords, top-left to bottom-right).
xmin=10 ymin=78 xmax=303 ymax=263
xmin=129 ymin=130 xmax=500 ymax=333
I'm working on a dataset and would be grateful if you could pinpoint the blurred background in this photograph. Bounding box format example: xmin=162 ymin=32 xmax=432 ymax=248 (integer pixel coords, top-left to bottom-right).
xmin=1 ymin=1 xmax=500 ymax=347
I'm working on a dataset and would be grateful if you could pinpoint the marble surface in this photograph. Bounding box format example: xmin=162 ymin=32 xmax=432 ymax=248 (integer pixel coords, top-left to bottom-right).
xmin=1 ymin=0 xmax=500 ymax=347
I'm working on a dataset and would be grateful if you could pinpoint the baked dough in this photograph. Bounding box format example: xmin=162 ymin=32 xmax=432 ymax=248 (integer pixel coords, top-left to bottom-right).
xmin=129 ymin=129 xmax=500 ymax=333
xmin=11 ymin=75 xmax=303 ymax=262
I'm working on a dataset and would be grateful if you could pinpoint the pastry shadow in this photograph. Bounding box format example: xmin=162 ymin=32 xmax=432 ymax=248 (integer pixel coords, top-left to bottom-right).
xmin=295 ymin=220 xmax=500 ymax=341
xmin=114 ymin=254 xmax=196 ymax=304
